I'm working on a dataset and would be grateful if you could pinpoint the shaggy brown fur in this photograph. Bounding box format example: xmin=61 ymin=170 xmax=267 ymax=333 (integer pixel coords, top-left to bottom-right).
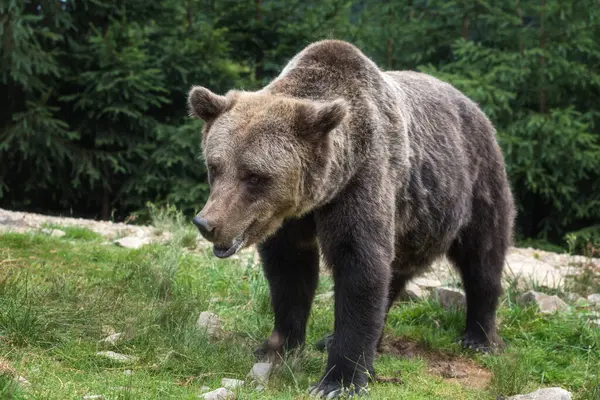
xmin=188 ymin=40 xmax=515 ymax=397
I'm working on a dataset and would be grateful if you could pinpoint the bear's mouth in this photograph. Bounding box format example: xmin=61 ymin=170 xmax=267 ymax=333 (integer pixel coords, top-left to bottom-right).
xmin=213 ymin=235 xmax=246 ymax=259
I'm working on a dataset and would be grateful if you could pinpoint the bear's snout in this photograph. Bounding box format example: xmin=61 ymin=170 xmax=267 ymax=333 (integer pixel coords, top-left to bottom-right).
xmin=192 ymin=216 xmax=215 ymax=241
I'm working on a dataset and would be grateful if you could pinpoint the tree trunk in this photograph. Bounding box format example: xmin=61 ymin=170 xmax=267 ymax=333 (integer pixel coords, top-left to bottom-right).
xmin=255 ymin=0 xmax=264 ymax=82
xmin=387 ymin=1 xmax=393 ymax=70
xmin=539 ymin=0 xmax=547 ymax=114
xmin=461 ymin=13 xmax=469 ymax=39
xmin=387 ymin=37 xmax=393 ymax=70
xmin=186 ymin=0 xmax=193 ymax=28
xmin=517 ymin=0 xmax=524 ymax=56
xmin=101 ymin=187 xmax=110 ymax=221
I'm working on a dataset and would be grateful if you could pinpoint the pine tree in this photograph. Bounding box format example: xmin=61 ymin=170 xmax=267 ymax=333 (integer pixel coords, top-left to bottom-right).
xmin=416 ymin=1 xmax=600 ymax=241
xmin=0 ymin=0 xmax=73 ymax=209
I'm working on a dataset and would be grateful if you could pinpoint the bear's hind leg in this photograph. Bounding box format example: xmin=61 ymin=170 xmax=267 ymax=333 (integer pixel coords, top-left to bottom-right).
xmin=256 ymin=215 xmax=319 ymax=362
xmin=448 ymin=222 xmax=507 ymax=352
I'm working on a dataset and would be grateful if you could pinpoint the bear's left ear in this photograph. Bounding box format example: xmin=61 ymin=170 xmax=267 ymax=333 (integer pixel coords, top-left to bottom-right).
xmin=188 ymin=86 xmax=230 ymax=122
xmin=297 ymin=99 xmax=348 ymax=138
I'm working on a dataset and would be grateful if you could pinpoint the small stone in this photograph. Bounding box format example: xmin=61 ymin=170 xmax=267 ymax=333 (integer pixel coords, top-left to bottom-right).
xmin=15 ymin=376 xmax=30 ymax=386
xmin=518 ymin=291 xmax=569 ymax=314
xmin=202 ymin=387 xmax=235 ymax=400
xmin=96 ymin=351 xmax=138 ymax=363
xmin=574 ymin=298 xmax=589 ymax=308
xmin=563 ymin=292 xmax=582 ymax=303
xmin=506 ymin=387 xmax=572 ymax=400
xmin=199 ymin=386 xmax=211 ymax=393
xmin=123 ymin=370 xmax=134 ymax=375
xmin=83 ymin=396 xmax=105 ymax=400
xmin=114 ymin=236 xmax=151 ymax=249
xmin=404 ymin=282 xmax=425 ymax=301
xmin=196 ymin=311 xmax=222 ymax=337
xmin=587 ymin=293 xmax=600 ymax=306
xmin=101 ymin=325 xmax=116 ymax=336
xmin=248 ymin=362 xmax=273 ymax=385
xmin=440 ymin=364 xmax=467 ymax=379
xmin=315 ymin=291 xmax=334 ymax=301
xmin=221 ymin=378 xmax=244 ymax=389
xmin=252 ymin=251 xmax=260 ymax=266
xmin=99 ymin=332 xmax=123 ymax=345
xmin=255 ymin=384 xmax=265 ymax=392
xmin=41 ymin=228 xmax=66 ymax=237
xmin=413 ymin=277 xmax=442 ymax=289
xmin=434 ymin=287 xmax=466 ymax=309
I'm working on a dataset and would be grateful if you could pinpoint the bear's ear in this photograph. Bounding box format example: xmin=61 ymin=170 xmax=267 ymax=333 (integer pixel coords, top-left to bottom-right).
xmin=188 ymin=86 xmax=230 ymax=121
xmin=297 ymin=99 xmax=348 ymax=138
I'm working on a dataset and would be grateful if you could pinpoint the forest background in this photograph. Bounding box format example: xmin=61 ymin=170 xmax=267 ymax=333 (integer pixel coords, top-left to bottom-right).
xmin=2 ymin=0 xmax=600 ymax=252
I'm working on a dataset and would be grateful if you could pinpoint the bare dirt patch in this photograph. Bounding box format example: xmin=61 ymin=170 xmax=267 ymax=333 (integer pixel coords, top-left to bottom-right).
xmin=379 ymin=336 xmax=491 ymax=390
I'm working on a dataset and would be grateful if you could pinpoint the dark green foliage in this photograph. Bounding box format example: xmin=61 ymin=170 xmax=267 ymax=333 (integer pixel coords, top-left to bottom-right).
xmin=1 ymin=0 xmax=599 ymax=249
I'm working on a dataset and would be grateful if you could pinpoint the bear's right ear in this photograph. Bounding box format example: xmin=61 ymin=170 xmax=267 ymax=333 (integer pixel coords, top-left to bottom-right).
xmin=296 ymin=99 xmax=348 ymax=139
xmin=188 ymin=86 xmax=230 ymax=122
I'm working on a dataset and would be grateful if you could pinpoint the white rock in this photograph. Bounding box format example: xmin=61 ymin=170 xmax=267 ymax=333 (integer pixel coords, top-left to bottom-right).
xmin=199 ymin=386 xmax=211 ymax=393
xmin=518 ymin=291 xmax=569 ymax=314
xmin=202 ymin=387 xmax=235 ymax=400
xmin=221 ymin=378 xmax=244 ymax=389
xmin=315 ymin=291 xmax=334 ymax=301
xmin=123 ymin=369 xmax=134 ymax=375
xmin=114 ymin=236 xmax=151 ymax=249
xmin=587 ymin=293 xmax=600 ymax=306
xmin=434 ymin=287 xmax=466 ymax=309
xmin=41 ymin=228 xmax=66 ymax=237
xmin=404 ymin=282 xmax=425 ymax=301
xmin=504 ymin=250 xmax=567 ymax=288
xmin=83 ymin=396 xmax=105 ymax=400
xmin=196 ymin=311 xmax=222 ymax=337
xmin=413 ymin=277 xmax=442 ymax=289
xmin=99 ymin=332 xmax=123 ymax=345
xmin=248 ymin=362 xmax=273 ymax=385
xmin=96 ymin=351 xmax=138 ymax=363
xmin=15 ymin=376 xmax=30 ymax=386
xmin=507 ymin=387 xmax=572 ymax=400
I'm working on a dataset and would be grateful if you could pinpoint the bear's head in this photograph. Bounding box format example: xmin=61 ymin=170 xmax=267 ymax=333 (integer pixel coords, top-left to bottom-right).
xmin=188 ymin=86 xmax=348 ymax=258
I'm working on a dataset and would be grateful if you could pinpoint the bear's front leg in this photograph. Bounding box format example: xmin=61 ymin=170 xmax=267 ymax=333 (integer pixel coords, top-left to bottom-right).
xmin=256 ymin=216 xmax=319 ymax=362
xmin=310 ymin=201 xmax=393 ymax=398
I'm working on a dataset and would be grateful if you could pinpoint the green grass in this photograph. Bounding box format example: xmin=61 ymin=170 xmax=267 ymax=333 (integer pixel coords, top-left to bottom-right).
xmin=0 ymin=219 xmax=599 ymax=399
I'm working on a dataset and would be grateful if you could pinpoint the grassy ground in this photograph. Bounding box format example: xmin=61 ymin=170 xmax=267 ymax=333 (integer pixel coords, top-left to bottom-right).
xmin=0 ymin=213 xmax=599 ymax=399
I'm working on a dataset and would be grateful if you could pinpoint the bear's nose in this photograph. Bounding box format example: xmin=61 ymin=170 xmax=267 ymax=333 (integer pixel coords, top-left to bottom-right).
xmin=193 ymin=216 xmax=215 ymax=241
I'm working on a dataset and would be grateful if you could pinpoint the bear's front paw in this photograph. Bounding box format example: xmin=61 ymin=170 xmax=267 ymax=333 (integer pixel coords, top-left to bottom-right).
xmin=308 ymin=379 xmax=367 ymax=398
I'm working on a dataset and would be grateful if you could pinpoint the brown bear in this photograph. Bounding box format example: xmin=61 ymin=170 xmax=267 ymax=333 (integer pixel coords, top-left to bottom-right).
xmin=188 ymin=40 xmax=515 ymax=398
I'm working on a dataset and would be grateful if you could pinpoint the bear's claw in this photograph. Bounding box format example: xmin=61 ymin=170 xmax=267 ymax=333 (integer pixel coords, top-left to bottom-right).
xmin=308 ymin=381 xmax=366 ymax=398
xmin=458 ymin=332 xmax=505 ymax=354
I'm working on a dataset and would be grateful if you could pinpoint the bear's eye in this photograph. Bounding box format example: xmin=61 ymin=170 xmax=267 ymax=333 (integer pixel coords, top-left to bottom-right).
xmin=245 ymin=174 xmax=261 ymax=186
xmin=207 ymin=164 xmax=219 ymax=184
